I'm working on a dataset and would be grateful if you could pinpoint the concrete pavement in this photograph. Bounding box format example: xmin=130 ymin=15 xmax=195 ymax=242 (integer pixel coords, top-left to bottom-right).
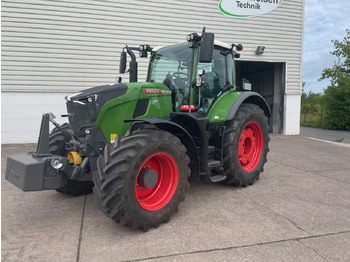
xmin=2 ymin=135 xmax=350 ymax=261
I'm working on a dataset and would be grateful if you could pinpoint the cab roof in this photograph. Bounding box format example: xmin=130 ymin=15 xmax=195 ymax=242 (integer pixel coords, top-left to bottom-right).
xmin=152 ymin=40 xmax=238 ymax=54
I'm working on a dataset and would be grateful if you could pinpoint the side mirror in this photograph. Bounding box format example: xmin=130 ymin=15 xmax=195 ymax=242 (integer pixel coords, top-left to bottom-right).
xmin=196 ymin=69 xmax=205 ymax=87
xmin=199 ymin=29 xmax=214 ymax=63
xmin=119 ymin=51 xmax=127 ymax=74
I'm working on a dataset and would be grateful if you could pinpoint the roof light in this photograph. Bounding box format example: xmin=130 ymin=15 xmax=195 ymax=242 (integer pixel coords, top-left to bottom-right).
xmin=139 ymin=44 xmax=151 ymax=51
xmin=186 ymin=33 xmax=201 ymax=42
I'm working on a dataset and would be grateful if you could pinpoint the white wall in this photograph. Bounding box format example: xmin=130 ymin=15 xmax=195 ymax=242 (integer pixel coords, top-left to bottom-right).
xmin=284 ymin=94 xmax=301 ymax=135
xmin=1 ymin=92 xmax=70 ymax=144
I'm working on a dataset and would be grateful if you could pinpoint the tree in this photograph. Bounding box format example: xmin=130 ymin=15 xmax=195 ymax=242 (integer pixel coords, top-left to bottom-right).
xmin=301 ymin=81 xmax=323 ymax=115
xmin=301 ymin=91 xmax=322 ymax=114
xmin=319 ymin=29 xmax=350 ymax=130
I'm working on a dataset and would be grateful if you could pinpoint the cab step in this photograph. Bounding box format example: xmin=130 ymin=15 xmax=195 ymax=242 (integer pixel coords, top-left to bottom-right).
xmin=207 ymin=159 xmax=220 ymax=169
xmin=209 ymin=174 xmax=227 ymax=183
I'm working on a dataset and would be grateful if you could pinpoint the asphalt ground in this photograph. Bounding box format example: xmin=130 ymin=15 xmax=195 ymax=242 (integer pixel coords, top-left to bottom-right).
xmin=300 ymin=126 xmax=350 ymax=144
xmin=2 ymin=135 xmax=350 ymax=261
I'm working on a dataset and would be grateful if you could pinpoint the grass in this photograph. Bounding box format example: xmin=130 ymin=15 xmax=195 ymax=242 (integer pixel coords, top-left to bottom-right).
xmin=335 ymin=137 xmax=344 ymax=143
xmin=300 ymin=112 xmax=324 ymax=128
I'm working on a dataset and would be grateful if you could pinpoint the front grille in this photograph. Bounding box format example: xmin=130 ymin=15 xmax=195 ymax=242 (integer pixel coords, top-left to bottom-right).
xmin=66 ymin=101 xmax=78 ymax=131
xmin=66 ymin=101 xmax=96 ymax=134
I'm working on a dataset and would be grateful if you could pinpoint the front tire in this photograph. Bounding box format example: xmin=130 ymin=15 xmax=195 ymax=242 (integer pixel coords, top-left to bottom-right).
xmin=93 ymin=129 xmax=190 ymax=231
xmin=49 ymin=123 xmax=94 ymax=196
xmin=223 ymin=104 xmax=269 ymax=187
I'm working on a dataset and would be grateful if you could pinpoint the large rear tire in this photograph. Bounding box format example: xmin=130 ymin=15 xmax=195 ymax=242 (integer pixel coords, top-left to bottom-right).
xmin=223 ymin=103 xmax=269 ymax=187
xmin=49 ymin=123 xmax=94 ymax=196
xmin=93 ymin=129 xmax=190 ymax=231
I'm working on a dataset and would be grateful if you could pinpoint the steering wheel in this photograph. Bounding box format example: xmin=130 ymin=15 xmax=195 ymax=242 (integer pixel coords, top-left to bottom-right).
xmin=205 ymin=71 xmax=218 ymax=79
xmin=173 ymin=72 xmax=187 ymax=79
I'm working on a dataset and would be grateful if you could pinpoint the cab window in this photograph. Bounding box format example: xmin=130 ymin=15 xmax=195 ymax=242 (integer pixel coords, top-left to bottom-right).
xmin=149 ymin=43 xmax=193 ymax=109
xmin=197 ymin=48 xmax=233 ymax=111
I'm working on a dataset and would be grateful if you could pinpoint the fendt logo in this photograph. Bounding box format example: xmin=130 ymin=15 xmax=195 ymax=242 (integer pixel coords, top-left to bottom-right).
xmin=218 ymin=0 xmax=283 ymax=18
xmin=142 ymin=89 xmax=171 ymax=94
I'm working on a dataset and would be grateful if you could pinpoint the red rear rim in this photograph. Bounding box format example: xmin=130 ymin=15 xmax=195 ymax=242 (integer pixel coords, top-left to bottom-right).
xmin=135 ymin=153 xmax=178 ymax=211
xmin=238 ymin=121 xmax=263 ymax=172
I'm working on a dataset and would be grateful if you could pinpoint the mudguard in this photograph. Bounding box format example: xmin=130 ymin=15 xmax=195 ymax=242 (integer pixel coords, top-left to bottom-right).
xmin=127 ymin=117 xmax=201 ymax=180
xmin=208 ymin=90 xmax=271 ymax=123
xmin=225 ymin=91 xmax=271 ymax=121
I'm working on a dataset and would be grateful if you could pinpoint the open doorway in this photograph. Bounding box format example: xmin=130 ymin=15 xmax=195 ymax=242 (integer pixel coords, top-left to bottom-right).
xmin=235 ymin=61 xmax=286 ymax=134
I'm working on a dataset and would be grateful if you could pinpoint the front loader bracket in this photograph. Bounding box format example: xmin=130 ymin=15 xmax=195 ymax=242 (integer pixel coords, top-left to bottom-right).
xmin=34 ymin=112 xmax=75 ymax=157
xmin=34 ymin=113 xmax=51 ymax=157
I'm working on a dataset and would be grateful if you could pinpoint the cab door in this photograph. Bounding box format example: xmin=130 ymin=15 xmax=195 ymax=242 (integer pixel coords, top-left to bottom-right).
xmin=195 ymin=47 xmax=234 ymax=111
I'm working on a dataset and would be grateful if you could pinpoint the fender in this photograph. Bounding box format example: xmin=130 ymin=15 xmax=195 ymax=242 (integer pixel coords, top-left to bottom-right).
xmin=225 ymin=91 xmax=271 ymax=121
xmin=208 ymin=90 xmax=271 ymax=123
xmin=127 ymin=118 xmax=200 ymax=180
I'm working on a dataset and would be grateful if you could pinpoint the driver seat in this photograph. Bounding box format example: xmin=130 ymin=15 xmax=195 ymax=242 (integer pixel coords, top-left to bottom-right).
xmin=163 ymin=77 xmax=183 ymax=111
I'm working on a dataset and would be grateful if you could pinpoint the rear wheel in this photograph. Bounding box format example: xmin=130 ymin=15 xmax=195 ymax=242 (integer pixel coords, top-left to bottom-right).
xmin=49 ymin=123 xmax=94 ymax=196
xmin=223 ymin=104 xmax=269 ymax=186
xmin=93 ymin=129 xmax=190 ymax=231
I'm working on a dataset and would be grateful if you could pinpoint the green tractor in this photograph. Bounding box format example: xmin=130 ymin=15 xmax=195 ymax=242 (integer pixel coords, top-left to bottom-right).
xmin=6 ymin=28 xmax=270 ymax=231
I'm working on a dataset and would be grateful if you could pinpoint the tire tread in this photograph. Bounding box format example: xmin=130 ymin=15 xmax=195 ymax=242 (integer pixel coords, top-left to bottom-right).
xmin=93 ymin=129 xmax=190 ymax=231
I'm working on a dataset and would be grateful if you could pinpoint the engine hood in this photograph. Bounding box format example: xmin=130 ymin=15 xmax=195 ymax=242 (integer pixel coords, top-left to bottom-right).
xmin=66 ymin=83 xmax=128 ymax=102
xmin=66 ymin=83 xmax=128 ymax=134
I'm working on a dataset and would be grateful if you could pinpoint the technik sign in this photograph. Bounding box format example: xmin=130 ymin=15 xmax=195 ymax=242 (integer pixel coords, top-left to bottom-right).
xmin=219 ymin=0 xmax=283 ymax=17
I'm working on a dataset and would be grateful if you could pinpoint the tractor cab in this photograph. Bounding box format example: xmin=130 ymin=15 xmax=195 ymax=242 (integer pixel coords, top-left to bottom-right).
xmin=120 ymin=28 xmax=243 ymax=114
xmin=148 ymin=40 xmax=239 ymax=112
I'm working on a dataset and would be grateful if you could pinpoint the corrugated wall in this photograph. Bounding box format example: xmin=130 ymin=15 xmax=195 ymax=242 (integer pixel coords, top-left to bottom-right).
xmin=1 ymin=0 xmax=304 ymax=94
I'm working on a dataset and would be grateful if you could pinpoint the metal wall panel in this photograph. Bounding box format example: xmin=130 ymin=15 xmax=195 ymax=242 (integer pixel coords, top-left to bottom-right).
xmin=2 ymin=0 xmax=304 ymax=94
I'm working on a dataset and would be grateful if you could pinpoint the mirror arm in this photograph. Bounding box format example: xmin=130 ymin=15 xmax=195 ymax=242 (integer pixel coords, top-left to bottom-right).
xmin=125 ymin=45 xmax=138 ymax=82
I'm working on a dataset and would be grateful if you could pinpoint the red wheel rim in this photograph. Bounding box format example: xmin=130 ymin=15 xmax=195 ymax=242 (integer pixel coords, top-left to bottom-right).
xmin=135 ymin=153 xmax=178 ymax=211
xmin=238 ymin=121 xmax=263 ymax=172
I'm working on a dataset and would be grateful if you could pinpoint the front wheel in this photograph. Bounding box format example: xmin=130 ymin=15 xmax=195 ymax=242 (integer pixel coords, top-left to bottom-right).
xmin=223 ymin=103 xmax=269 ymax=187
xmin=93 ymin=129 xmax=190 ymax=231
xmin=49 ymin=123 xmax=94 ymax=196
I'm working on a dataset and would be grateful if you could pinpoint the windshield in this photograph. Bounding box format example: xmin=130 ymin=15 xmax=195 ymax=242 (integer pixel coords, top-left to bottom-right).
xmin=149 ymin=43 xmax=193 ymax=109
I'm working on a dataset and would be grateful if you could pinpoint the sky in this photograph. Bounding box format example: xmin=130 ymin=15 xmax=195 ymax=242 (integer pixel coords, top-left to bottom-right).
xmin=303 ymin=0 xmax=350 ymax=94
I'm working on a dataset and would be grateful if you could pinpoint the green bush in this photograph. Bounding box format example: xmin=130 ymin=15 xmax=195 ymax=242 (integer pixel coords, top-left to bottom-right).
xmin=322 ymin=84 xmax=350 ymax=130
